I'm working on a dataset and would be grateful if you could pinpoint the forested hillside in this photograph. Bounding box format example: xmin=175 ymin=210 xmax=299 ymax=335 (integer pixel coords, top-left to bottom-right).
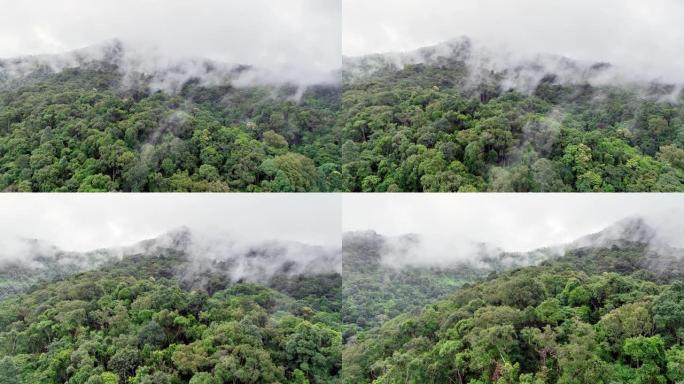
xmin=2 ymin=220 xmax=683 ymax=383
xmin=0 ymin=42 xmax=341 ymax=192
xmin=341 ymin=217 xmax=684 ymax=383
xmin=342 ymin=231 xmax=501 ymax=334
xmin=342 ymin=217 xmax=683 ymax=334
xmin=340 ymin=38 xmax=684 ymax=192
xmin=0 ymin=231 xmax=342 ymax=383
xmin=342 ymin=265 xmax=684 ymax=383
xmin=3 ymin=38 xmax=684 ymax=192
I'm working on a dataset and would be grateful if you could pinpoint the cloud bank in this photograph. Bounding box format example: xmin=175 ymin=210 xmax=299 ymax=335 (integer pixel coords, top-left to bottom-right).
xmin=343 ymin=0 xmax=684 ymax=83
xmin=343 ymin=194 xmax=684 ymax=254
xmin=0 ymin=0 xmax=341 ymax=87
xmin=0 ymin=194 xmax=341 ymax=254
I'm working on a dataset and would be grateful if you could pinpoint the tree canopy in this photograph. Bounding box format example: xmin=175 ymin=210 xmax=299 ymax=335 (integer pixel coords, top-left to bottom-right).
xmin=3 ymin=56 xmax=684 ymax=191
xmin=338 ymin=61 xmax=684 ymax=192
xmin=0 ymin=252 xmax=342 ymax=383
xmin=0 ymin=66 xmax=341 ymax=192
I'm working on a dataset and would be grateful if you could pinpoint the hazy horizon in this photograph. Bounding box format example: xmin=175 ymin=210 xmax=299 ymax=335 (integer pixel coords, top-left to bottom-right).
xmin=343 ymin=194 xmax=684 ymax=253
xmin=0 ymin=194 xmax=342 ymax=254
xmin=0 ymin=0 xmax=341 ymax=84
xmin=343 ymin=0 xmax=684 ymax=82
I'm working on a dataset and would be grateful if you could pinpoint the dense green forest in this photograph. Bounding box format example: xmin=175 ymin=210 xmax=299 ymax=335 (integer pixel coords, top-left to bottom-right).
xmin=340 ymin=225 xmax=649 ymax=336
xmin=0 ymin=57 xmax=341 ymax=192
xmin=2 ymin=219 xmax=684 ymax=382
xmin=340 ymin=42 xmax=684 ymax=192
xmin=341 ymin=219 xmax=684 ymax=383
xmin=4 ymin=41 xmax=684 ymax=191
xmin=0 ymin=244 xmax=342 ymax=383
xmin=342 ymin=266 xmax=684 ymax=383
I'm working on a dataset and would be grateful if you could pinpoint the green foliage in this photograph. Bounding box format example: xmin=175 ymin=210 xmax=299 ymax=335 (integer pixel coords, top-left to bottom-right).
xmin=2 ymin=228 xmax=683 ymax=383
xmin=667 ymin=346 xmax=684 ymax=382
xmin=0 ymin=67 xmax=340 ymax=191
xmin=341 ymin=260 xmax=680 ymax=384
xmin=3 ymin=58 xmax=684 ymax=191
xmin=0 ymin=254 xmax=342 ymax=383
xmin=339 ymin=60 xmax=684 ymax=191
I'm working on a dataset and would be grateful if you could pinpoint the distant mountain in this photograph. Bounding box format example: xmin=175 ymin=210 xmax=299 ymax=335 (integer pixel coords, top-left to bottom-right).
xmin=352 ymin=215 xmax=684 ymax=277
xmin=343 ymin=216 xmax=684 ymax=331
xmin=549 ymin=216 xmax=684 ymax=283
xmin=342 ymin=37 xmax=475 ymax=82
xmin=0 ymin=237 xmax=126 ymax=299
xmin=344 ymin=36 xmax=608 ymax=85
xmin=0 ymin=227 xmax=341 ymax=299
xmin=343 ymin=36 xmax=680 ymax=99
xmin=342 ymin=230 xmax=499 ymax=332
xmin=0 ymin=227 xmax=342 ymax=384
xmin=571 ymin=216 xmax=656 ymax=247
xmin=0 ymin=39 xmax=332 ymax=94
xmin=0 ymin=37 xmax=345 ymax=92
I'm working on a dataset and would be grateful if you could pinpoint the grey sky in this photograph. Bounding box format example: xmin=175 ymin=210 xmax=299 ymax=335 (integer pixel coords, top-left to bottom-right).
xmin=343 ymin=194 xmax=684 ymax=252
xmin=343 ymin=0 xmax=684 ymax=81
xmin=0 ymin=194 xmax=341 ymax=252
xmin=0 ymin=0 xmax=341 ymax=78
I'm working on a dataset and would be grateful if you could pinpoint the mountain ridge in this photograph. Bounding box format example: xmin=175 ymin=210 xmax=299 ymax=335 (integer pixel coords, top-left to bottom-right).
xmin=0 ymin=227 xmax=341 ymax=299
xmin=342 ymin=36 xmax=682 ymax=100
xmin=342 ymin=216 xmax=684 ymax=331
xmin=0 ymin=39 xmax=338 ymax=94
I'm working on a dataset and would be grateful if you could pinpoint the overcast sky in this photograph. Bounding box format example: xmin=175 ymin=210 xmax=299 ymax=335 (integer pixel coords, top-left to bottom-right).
xmin=0 ymin=194 xmax=341 ymax=252
xmin=343 ymin=0 xmax=684 ymax=81
xmin=343 ymin=194 xmax=684 ymax=252
xmin=0 ymin=0 xmax=341 ymax=77
xmin=2 ymin=193 xmax=682 ymax=258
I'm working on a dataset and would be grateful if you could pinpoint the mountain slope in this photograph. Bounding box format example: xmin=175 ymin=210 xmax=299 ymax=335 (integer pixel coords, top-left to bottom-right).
xmin=0 ymin=227 xmax=341 ymax=299
xmin=341 ymin=218 xmax=684 ymax=383
xmin=0 ymin=230 xmax=343 ymax=384
xmin=547 ymin=217 xmax=684 ymax=283
xmin=339 ymin=38 xmax=684 ymax=192
xmin=342 ymin=216 xmax=684 ymax=335
xmin=342 ymin=231 xmax=498 ymax=333
xmin=342 ymin=263 xmax=684 ymax=383
xmin=3 ymin=38 xmax=684 ymax=192
xmin=0 ymin=41 xmax=341 ymax=192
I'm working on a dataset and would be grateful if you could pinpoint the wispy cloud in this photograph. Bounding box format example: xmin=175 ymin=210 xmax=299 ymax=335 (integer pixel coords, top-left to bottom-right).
xmin=343 ymin=0 xmax=684 ymax=83
xmin=0 ymin=0 xmax=341 ymax=81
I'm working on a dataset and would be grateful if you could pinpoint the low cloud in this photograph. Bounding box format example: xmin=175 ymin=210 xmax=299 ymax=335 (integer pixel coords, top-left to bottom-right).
xmin=343 ymin=194 xmax=684 ymax=255
xmin=344 ymin=37 xmax=683 ymax=100
xmin=0 ymin=194 xmax=341 ymax=254
xmin=0 ymin=0 xmax=341 ymax=91
xmin=344 ymin=0 xmax=684 ymax=84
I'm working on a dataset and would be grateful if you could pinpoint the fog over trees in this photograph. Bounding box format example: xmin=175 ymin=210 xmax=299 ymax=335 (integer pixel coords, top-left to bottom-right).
xmin=1 ymin=196 xmax=683 ymax=382
xmin=1 ymin=1 xmax=684 ymax=383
